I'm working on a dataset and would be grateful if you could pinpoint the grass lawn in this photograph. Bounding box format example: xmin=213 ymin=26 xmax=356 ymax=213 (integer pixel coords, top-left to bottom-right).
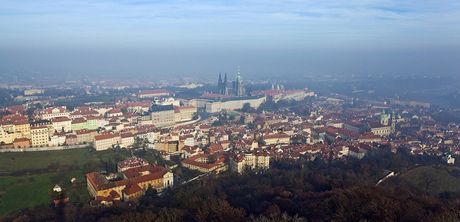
xmin=0 ymin=174 xmax=52 ymax=217
xmin=0 ymin=148 xmax=129 ymax=173
xmin=0 ymin=147 xmax=133 ymax=218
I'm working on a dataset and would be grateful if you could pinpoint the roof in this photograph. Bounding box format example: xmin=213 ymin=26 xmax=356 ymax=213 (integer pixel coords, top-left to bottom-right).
xmin=31 ymin=125 xmax=48 ymax=130
xmin=117 ymin=157 xmax=149 ymax=171
xmin=95 ymin=133 xmax=120 ymax=141
xmin=52 ymin=116 xmax=71 ymax=122
xmin=41 ymin=107 xmax=67 ymax=114
xmin=121 ymin=132 xmax=134 ymax=138
xmin=13 ymin=137 xmax=31 ymax=143
xmin=123 ymin=183 xmax=142 ymax=195
xmin=150 ymin=105 xmax=174 ymax=112
xmin=107 ymin=108 xmax=122 ymax=114
xmin=76 ymin=129 xmax=97 ymax=135
xmin=71 ymin=118 xmax=87 ymax=124
xmin=207 ymin=143 xmax=223 ymax=154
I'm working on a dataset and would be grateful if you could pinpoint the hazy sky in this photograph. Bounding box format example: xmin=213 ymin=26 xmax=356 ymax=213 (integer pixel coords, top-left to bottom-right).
xmin=1 ymin=0 xmax=459 ymax=80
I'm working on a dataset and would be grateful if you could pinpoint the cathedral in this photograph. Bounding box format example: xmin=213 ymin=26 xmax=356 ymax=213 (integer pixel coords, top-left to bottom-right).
xmin=217 ymin=67 xmax=245 ymax=97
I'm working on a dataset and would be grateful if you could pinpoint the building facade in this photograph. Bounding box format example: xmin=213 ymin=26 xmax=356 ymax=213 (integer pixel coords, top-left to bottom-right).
xmin=30 ymin=126 xmax=49 ymax=147
xmin=94 ymin=133 xmax=121 ymax=151
xmin=205 ymin=96 xmax=266 ymax=113
xmin=150 ymin=105 xmax=176 ymax=127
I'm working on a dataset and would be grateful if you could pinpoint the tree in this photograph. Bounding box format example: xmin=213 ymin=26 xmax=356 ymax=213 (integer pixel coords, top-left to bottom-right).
xmin=241 ymin=103 xmax=256 ymax=113
xmin=139 ymin=186 xmax=158 ymax=207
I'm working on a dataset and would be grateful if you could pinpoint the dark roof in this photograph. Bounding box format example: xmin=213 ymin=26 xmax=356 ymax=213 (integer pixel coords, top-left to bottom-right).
xmin=150 ymin=105 xmax=174 ymax=112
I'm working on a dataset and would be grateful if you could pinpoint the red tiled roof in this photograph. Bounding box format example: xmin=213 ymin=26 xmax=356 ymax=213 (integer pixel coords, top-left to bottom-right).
xmin=95 ymin=133 xmax=120 ymax=141
xmin=71 ymin=118 xmax=87 ymax=124
xmin=123 ymin=183 xmax=142 ymax=195
xmin=13 ymin=137 xmax=31 ymax=143
xmin=52 ymin=116 xmax=71 ymax=122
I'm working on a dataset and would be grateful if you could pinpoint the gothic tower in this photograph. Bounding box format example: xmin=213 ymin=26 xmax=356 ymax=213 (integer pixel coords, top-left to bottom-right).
xmin=224 ymin=73 xmax=228 ymax=95
xmin=236 ymin=66 xmax=244 ymax=96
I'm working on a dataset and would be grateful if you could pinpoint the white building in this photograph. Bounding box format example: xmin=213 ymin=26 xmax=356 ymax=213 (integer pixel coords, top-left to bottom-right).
xmin=120 ymin=132 xmax=135 ymax=148
xmin=230 ymin=151 xmax=270 ymax=174
xmin=39 ymin=107 xmax=70 ymax=120
xmin=51 ymin=117 xmax=72 ymax=133
xmin=205 ymin=96 xmax=266 ymax=113
xmin=49 ymin=134 xmax=66 ymax=146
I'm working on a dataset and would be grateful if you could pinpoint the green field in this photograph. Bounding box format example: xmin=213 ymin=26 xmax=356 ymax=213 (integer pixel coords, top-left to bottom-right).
xmin=0 ymin=148 xmax=131 ymax=218
xmin=0 ymin=174 xmax=52 ymax=216
xmin=398 ymin=165 xmax=460 ymax=195
xmin=0 ymin=148 xmax=126 ymax=172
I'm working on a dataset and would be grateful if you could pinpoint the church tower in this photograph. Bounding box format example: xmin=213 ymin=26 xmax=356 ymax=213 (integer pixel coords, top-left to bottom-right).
xmin=224 ymin=73 xmax=228 ymax=95
xmin=391 ymin=112 xmax=396 ymax=133
xmin=218 ymin=72 xmax=222 ymax=93
xmin=233 ymin=66 xmax=245 ymax=96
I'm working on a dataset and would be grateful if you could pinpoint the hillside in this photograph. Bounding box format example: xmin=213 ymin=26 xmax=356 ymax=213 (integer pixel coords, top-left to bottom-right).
xmin=391 ymin=165 xmax=460 ymax=196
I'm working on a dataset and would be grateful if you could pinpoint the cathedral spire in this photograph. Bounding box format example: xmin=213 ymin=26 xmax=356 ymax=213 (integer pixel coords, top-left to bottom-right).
xmin=218 ymin=73 xmax=223 ymax=94
xmin=236 ymin=65 xmax=241 ymax=80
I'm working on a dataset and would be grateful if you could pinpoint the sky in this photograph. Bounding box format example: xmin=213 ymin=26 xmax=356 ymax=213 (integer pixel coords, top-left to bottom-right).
xmin=0 ymin=0 xmax=459 ymax=80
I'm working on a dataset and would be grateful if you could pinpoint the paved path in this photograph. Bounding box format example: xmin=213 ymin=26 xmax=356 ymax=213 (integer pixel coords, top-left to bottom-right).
xmin=173 ymin=115 xmax=202 ymax=127
xmin=182 ymin=172 xmax=209 ymax=185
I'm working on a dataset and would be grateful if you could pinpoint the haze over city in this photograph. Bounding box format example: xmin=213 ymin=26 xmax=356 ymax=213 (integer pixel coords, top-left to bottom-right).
xmin=1 ymin=0 xmax=460 ymax=79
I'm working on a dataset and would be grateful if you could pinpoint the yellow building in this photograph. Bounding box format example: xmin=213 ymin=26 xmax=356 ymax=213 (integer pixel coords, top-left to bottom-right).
xmin=371 ymin=126 xmax=392 ymax=137
xmin=174 ymin=106 xmax=197 ymax=122
xmin=31 ymin=126 xmax=49 ymax=147
xmin=230 ymin=151 xmax=270 ymax=174
xmin=150 ymin=105 xmax=176 ymax=127
xmin=14 ymin=121 xmax=31 ymax=138
xmin=0 ymin=127 xmax=20 ymax=144
xmin=0 ymin=117 xmax=30 ymax=144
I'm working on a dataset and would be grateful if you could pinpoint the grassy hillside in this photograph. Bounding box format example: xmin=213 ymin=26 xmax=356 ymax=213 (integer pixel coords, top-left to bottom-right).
xmin=396 ymin=165 xmax=460 ymax=196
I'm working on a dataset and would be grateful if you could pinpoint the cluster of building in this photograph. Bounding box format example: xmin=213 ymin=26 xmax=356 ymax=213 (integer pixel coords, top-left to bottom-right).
xmin=86 ymin=157 xmax=173 ymax=205
xmin=0 ymin=95 xmax=197 ymax=150
xmin=154 ymin=95 xmax=458 ymax=176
